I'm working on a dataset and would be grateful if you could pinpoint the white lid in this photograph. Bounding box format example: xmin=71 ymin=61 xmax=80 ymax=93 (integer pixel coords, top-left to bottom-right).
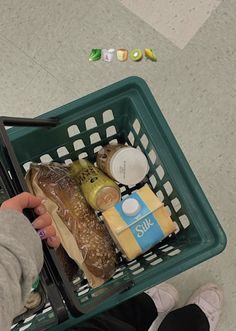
xmin=122 ymin=198 xmax=141 ymax=216
xmin=110 ymin=147 xmax=149 ymax=185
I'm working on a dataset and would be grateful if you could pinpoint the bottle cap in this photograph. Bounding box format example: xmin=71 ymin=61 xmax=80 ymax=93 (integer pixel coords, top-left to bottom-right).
xmin=110 ymin=147 xmax=149 ymax=186
xmin=122 ymin=198 xmax=141 ymax=216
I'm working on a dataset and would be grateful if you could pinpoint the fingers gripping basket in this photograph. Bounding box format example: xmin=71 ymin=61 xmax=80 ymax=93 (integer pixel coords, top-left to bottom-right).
xmin=1 ymin=77 xmax=226 ymax=331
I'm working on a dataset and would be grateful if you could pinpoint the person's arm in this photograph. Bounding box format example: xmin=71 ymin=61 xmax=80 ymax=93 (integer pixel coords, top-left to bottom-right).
xmin=0 ymin=193 xmax=60 ymax=331
xmin=0 ymin=209 xmax=43 ymax=330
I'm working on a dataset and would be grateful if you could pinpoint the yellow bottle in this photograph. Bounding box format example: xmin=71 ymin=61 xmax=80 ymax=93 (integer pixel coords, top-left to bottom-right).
xmin=70 ymin=159 xmax=121 ymax=211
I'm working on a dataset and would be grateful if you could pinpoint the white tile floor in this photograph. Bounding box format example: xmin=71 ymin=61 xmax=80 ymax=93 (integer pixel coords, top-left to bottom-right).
xmin=119 ymin=0 xmax=222 ymax=48
xmin=0 ymin=1 xmax=235 ymax=330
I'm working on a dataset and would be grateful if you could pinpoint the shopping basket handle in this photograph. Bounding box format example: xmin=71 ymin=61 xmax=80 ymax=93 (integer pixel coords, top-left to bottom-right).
xmin=0 ymin=116 xmax=59 ymax=127
xmin=0 ymin=116 xmax=59 ymax=192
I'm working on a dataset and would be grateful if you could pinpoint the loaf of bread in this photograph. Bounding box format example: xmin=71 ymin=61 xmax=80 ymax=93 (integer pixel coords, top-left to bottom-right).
xmin=55 ymin=245 xmax=78 ymax=281
xmin=26 ymin=163 xmax=117 ymax=287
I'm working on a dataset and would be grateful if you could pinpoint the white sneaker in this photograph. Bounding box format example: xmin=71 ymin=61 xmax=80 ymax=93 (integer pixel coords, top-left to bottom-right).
xmin=146 ymin=283 xmax=179 ymax=331
xmin=146 ymin=282 xmax=179 ymax=313
xmin=186 ymin=283 xmax=223 ymax=331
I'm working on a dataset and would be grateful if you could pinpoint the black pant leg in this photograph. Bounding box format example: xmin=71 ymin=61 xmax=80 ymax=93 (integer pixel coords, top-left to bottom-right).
xmin=69 ymin=293 xmax=157 ymax=331
xmin=106 ymin=293 xmax=157 ymax=331
xmin=68 ymin=314 xmax=136 ymax=331
xmin=158 ymin=304 xmax=210 ymax=331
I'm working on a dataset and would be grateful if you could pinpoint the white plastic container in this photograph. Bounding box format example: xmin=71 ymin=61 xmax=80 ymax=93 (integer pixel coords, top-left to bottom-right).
xmin=97 ymin=144 xmax=149 ymax=186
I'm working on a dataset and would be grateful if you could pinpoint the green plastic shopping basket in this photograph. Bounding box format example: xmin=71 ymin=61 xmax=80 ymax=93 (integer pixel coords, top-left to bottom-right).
xmin=0 ymin=76 xmax=226 ymax=331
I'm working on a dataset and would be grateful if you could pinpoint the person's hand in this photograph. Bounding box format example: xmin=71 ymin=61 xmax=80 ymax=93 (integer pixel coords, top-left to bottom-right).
xmin=1 ymin=192 xmax=60 ymax=248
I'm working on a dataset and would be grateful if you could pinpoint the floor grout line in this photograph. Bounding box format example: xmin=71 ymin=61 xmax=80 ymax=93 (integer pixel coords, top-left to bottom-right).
xmin=0 ymin=33 xmax=78 ymax=97
xmin=117 ymin=0 xmax=223 ymax=49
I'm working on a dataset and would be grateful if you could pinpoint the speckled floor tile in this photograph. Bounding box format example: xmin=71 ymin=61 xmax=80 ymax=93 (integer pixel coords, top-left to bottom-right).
xmin=119 ymin=0 xmax=222 ymax=49
xmin=0 ymin=65 xmax=76 ymax=117
xmin=0 ymin=35 xmax=41 ymax=115
xmin=0 ymin=0 xmax=93 ymax=64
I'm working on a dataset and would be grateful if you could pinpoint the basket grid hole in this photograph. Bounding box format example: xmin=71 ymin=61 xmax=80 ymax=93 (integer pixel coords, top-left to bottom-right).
xmin=141 ymin=134 xmax=149 ymax=148
xmin=149 ymin=175 xmax=157 ymax=188
xmin=145 ymin=253 xmax=157 ymax=261
xmin=120 ymin=186 xmax=127 ymax=193
xmin=128 ymin=131 xmax=135 ymax=145
xmin=148 ymin=149 xmax=157 ymax=164
xmin=173 ymin=222 xmax=180 ymax=234
xmin=78 ymin=288 xmax=90 ymax=296
xmin=103 ymin=109 xmax=114 ymax=123
xmin=106 ymin=125 xmax=117 ymax=138
xmin=109 ymin=138 xmax=118 ymax=144
xmin=133 ymin=119 xmax=141 ymax=134
xmin=76 ymin=286 xmax=89 ymax=295
xmin=68 ymin=125 xmax=80 ymax=137
xmin=73 ymin=276 xmax=83 ymax=286
xmin=40 ymin=154 xmax=53 ymax=163
xmin=42 ymin=307 xmax=52 ymax=314
xmin=73 ymin=139 xmax=85 ymax=151
xmin=132 ymin=267 xmax=145 ymax=275
xmin=65 ymin=159 xmax=73 ymax=165
xmin=113 ymin=271 xmax=124 ymax=279
xmin=8 ymin=170 xmax=13 ymax=179
xmin=156 ymin=165 xmax=165 ymax=180
xmin=90 ymin=132 xmax=101 ymax=144
xmin=143 ymin=251 xmax=153 ymax=258
xmin=57 ymin=146 xmax=69 ymax=157
xmin=168 ymin=249 xmax=181 ymax=256
xmin=129 ymin=262 xmax=140 ymax=270
xmin=158 ymin=244 xmax=168 ymax=249
xmin=156 ymin=190 xmax=164 ymax=202
xmin=76 ymin=283 xmax=89 ymax=291
xmin=161 ymin=245 xmax=174 ymax=253
xmin=165 ymin=205 xmax=172 ymax=216
xmin=171 ymin=197 xmax=181 ymax=212
xmin=78 ymin=152 xmax=88 ymax=159
xmin=179 ymin=214 xmax=190 ymax=229
xmin=164 ymin=181 xmax=173 ymax=195
xmin=23 ymin=314 xmax=36 ymax=324
xmin=85 ymin=117 xmax=97 ymax=130
xmin=23 ymin=161 xmax=32 ymax=172
xmin=127 ymin=259 xmax=137 ymax=266
xmin=19 ymin=324 xmax=32 ymax=331
xmin=150 ymin=258 xmax=163 ymax=266
xmin=94 ymin=145 xmax=102 ymax=153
